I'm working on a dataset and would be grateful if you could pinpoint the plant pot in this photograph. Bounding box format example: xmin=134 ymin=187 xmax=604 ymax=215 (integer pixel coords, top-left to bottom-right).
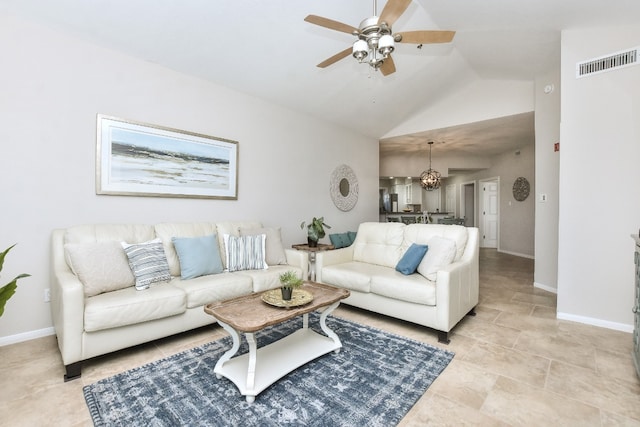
xmin=281 ymin=286 xmax=293 ymax=301
xmin=307 ymin=237 xmax=318 ymax=248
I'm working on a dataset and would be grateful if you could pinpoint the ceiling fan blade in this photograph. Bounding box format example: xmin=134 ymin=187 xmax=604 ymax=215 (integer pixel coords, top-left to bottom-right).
xmin=379 ymin=0 xmax=412 ymax=27
xmin=317 ymin=47 xmax=352 ymax=68
xmin=304 ymin=15 xmax=358 ymax=35
xmin=380 ymin=55 xmax=396 ymax=76
xmin=396 ymin=30 xmax=456 ymax=44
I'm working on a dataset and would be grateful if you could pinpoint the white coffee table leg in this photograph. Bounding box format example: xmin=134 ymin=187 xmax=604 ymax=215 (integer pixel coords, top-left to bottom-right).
xmin=319 ymin=301 xmax=342 ymax=352
xmin=245 ymin=332 xmax=257 ymax=403
xmin=215 ymin=320 xmax=241 ymax=377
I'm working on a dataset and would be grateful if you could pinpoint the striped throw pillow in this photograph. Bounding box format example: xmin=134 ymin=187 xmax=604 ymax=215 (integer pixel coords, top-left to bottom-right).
xmin=224 ymin=234 xmax=268 ymax=272
xmin=121 ymin=238 xmax=171 ymax=290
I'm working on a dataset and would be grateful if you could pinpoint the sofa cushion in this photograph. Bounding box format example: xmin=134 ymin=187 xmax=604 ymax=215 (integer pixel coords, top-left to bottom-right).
xmin=172 ymin=234 xmax=223 ymax=280
xmin=154 ymin=222 xmax=218 ymax=277
xmin=121 ymin=238 xmax=171 ymax=290
xmin=237 ymin=264 xmax=303 ymax=293
xmin=239 ymin=227 xmax=288 ymax=266
xmin=370 ymin=272 xmax=436 ymax=306
xmin=64 ymin=241 xmax=135 ymax=297
xmin=170 ymin=273 xmax=253 ymax=309
xmin=224 ymin=234 xmax=268 ymax=272
xmin=352 ymin=222 xmax=405 ymax=268
xmin=84 ymin=283 xmax=186 ymax=332
xmin=417 ymin=236 xmax=457 ymax=281
xmin=64 ymin=224 xmax=156 ymax=245
xmin=395 ymin=243 xmax=428 ymax=275
xmin=321 ymin=261 xmax=393 ymax=293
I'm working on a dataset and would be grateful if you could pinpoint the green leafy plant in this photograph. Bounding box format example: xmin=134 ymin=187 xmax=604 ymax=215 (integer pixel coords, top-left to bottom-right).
xmin=279 ymin=270 xmax=304 ymax=288
xmin=0 ymin=244 xmax=30 ymax=317
xmin=300 ymin=217 xmax=331 ymax=243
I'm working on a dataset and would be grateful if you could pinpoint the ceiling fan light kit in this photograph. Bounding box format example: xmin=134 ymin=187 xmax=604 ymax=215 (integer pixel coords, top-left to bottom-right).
xmin=305 ymin=0 xmax=455 ymax=76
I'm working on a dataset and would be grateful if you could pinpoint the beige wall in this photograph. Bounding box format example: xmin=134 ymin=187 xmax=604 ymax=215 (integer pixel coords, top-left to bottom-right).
xmin=534 ymin=69 xmax=561 ymax=293
xmin=442 ymin=142 xmax=536 ymax=258
xmin=557 ymin=25 xmax=640 ymax=331
xmin=0 ymin=13 xmax=379 ymax=341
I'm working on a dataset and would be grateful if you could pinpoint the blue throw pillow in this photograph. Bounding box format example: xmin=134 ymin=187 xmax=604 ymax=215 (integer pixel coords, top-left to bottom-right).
xmin=395 ymin=244 xmax=429 ymax=275
xmin=347 ymin=231 xmax=357 ymax=245
xmin=329 ymin=233 xmax=351 ymax=249
xmin=172 ymin=234 xmax=223 ymax=280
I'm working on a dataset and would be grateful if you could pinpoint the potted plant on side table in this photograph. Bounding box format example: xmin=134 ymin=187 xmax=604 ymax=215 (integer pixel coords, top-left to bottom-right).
xmin=300 ymin=217 xmax=331 ymax=248
xmin=1 ymin=244 xmax=30 ymax=317
xmin=279 ymin=270 xmax=304 ymax=301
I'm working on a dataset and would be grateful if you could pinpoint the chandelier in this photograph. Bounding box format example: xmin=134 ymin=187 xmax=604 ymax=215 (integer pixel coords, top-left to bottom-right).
xmin=352 ymin=1 xmax=396 ymax=71
xmin=420 ymin=141 xmax=441 ymax=191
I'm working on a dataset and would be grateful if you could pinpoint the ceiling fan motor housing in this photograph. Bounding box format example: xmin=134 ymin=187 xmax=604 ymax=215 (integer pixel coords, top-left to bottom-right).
xmin=353 ymin=16 xmax=394 ymax=62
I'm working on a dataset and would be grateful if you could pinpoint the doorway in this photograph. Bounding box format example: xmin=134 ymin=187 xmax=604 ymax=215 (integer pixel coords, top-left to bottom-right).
xmin=460 ymin=181 xmax=476 ymax=227
xmin=479 ymin=177 xmax=499 ymax=248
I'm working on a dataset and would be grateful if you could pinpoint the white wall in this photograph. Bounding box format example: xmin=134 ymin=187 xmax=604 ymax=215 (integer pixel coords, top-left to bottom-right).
xmin=382 ymin=79 xmax=535 ymax=139
xmin=442 ymin=142 xmax=536 ymax=258
xmin=0 ymin=13 xmax=379 ymax=340
xmin=534 ymin=70 xmax=560 ymax=293
xmin=557 ymin=25 xmax=640 ymax=331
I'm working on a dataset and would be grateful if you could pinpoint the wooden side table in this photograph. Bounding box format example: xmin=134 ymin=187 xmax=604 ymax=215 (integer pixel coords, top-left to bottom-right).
xmin=291 ymin=243 xmax=334 ymax=281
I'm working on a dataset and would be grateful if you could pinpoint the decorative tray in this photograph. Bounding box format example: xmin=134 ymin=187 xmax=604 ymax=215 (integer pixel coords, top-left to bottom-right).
xmin=261 ymin=289 xmax=314 ymax=308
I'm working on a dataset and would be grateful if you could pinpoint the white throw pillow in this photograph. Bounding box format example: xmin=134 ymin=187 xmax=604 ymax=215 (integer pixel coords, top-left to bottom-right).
xmin=223 ymin=234 xmax=268 ymax=272
xmin=64 ymin=241 xmax=135 ymax=297
xmin=417 ymin=236 xmax=457 ymax=281
xmin=239 ymin=227 xmax=288 ymax=265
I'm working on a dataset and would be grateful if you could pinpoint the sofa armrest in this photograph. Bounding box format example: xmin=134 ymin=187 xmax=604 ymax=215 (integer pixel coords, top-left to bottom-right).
xmin=433 ymin=230 xmax=480 ymax=331
xmin=284 ymin=249 xmax=309 ymax=279
xmin=51 ymin=230 xmax=85 ymax=366
xmin=315 ymin=246 xmax=354 ymax=283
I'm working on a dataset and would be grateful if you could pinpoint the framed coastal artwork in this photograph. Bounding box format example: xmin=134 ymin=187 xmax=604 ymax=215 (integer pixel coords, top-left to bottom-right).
xmin=96 ymin=115 xmax=238 ymax=199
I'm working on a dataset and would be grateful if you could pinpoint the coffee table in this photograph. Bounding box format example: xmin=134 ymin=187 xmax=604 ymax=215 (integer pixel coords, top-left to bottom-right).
xmin=204 ymin=281 xmax=350 ymax=403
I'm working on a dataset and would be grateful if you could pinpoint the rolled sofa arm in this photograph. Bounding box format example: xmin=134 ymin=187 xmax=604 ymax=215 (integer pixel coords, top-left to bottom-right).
xmin=315 ymin=246 xmax=354 ymax=283
xmin=50 ymin=230 xmax=85 ymax=367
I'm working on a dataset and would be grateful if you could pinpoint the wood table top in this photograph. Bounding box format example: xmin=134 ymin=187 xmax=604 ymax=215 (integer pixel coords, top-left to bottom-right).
xmin=204 ymin=281 xmax=349 ymax=333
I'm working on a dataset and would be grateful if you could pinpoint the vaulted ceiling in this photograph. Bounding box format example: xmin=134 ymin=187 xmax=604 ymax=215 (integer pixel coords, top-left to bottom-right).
xmin=2 ymin=0 xmax=638 ymax=155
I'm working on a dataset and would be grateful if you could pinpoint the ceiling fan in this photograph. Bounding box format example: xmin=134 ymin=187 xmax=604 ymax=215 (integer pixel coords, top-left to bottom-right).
xmin=304 ymin=0 xmax=455 ymax=76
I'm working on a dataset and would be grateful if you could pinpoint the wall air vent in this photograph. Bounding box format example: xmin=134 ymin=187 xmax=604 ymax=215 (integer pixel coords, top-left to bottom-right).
xmin=576 ymin=47 xmax=639 ymax=78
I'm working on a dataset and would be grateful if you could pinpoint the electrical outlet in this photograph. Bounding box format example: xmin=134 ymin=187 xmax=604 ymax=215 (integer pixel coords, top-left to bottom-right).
xmin=44 ymin=288 xmax=51 ymax=303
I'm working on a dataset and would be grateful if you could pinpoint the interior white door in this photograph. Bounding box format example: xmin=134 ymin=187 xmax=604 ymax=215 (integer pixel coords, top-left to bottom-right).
xmin=481 ymin=181 xmax=498 ymax=248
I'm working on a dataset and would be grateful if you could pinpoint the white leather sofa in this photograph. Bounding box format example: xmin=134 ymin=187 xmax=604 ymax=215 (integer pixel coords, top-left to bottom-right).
xmin=51 ymin=221 xmax=307 ymax=381
xmin=315 ymin=222 xmax=479 ymax=343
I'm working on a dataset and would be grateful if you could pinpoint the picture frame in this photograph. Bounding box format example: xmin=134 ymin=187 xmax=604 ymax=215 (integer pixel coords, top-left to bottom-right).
xmin=96 ymin=115 xmax=238 ymax=199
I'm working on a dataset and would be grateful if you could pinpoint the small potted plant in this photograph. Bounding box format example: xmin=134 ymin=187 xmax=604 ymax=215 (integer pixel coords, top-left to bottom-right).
xmin=300 ymin=217 xmax=331 ymax=248
xmin=279 ymin=270 xmax=303 ymax=301
xmin=0 ymin=244 xmax=30 ymax=317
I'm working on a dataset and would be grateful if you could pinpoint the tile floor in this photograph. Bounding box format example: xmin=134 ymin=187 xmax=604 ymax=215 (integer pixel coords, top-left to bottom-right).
xmin=1 ymin=249 xmax=639 ymax=426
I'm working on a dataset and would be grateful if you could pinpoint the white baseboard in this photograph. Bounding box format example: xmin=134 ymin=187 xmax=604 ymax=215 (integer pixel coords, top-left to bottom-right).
xmin=0 ymin=327 xmax=55 ymax=347
xmin=556 ymin=312 xmax=633 ymax=333
xmin=534 ymin=282 xmax=558 ymax=294
xmin=497 ymin=249 xmax=534 ymax=259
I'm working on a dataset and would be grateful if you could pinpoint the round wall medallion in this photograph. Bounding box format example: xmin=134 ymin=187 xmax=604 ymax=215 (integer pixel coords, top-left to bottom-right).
xmin=512 ymin=177 xmax=530 ymax=201
xmin=330 ymin=164 xmax=359 ymax=211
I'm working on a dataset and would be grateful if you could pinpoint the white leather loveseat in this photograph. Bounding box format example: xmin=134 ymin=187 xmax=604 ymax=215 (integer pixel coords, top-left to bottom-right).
xmin=51 ymin=221 xmax=307 ymax=381
xmin=315 ymin=222 xmax=479 ymax=343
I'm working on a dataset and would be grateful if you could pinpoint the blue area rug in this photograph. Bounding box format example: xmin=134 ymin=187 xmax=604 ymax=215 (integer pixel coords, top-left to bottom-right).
xmin=84 ymin=313 xmax=454 ymax=426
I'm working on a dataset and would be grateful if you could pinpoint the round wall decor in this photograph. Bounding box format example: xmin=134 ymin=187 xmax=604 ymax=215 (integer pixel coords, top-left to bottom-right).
xmin=512 ymin=177 xmax=530 ymax=201
xmin=330 ymin=164 xmax=359 ymax=211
